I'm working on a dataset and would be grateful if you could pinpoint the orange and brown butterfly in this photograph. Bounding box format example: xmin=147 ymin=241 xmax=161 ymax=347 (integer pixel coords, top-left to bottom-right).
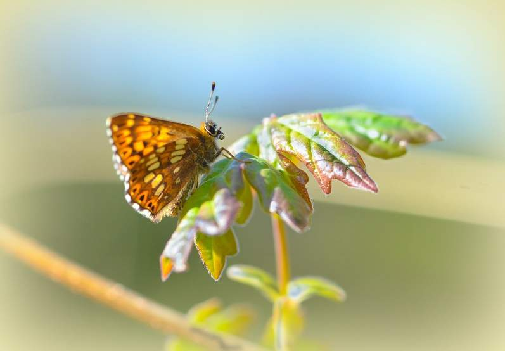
xmin=106 ymin=82 xmax=232 ymax=222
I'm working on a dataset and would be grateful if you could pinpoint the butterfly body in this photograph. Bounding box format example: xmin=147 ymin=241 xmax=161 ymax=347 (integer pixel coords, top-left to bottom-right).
xmin=107 ymin=113 xmax=223 ymax=222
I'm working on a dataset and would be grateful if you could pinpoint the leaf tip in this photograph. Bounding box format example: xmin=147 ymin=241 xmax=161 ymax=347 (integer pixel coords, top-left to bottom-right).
xmin=226 ymin=265 xmax=240 ymax=279
xmin=426 ymin=129 xmax=444 ymax=143
xmin=350 ymin=165 xmax=379 ymax=193
xmin=160 ymin=255 xmax=174 ymax=282
xmin=321 ymin=165 xmax=379 ymax=194
xmin=210 ymin=270 xmax=223 ymax=282
xmin=270 ymin=188 xmax=311 ymax=233
xmin=364 ymin=177 xmax=379 ymax=193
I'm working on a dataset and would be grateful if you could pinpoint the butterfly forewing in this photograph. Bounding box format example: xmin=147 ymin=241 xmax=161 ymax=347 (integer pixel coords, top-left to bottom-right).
xmin=107 ymin=113 xmax=210 ymax=221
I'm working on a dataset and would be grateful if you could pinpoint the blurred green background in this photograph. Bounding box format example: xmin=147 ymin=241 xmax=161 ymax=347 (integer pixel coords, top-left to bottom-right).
xmin=1 ymin=0 xmax=504 ymax=350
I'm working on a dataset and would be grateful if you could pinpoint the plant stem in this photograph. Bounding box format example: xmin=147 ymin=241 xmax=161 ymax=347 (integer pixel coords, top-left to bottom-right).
xmin=0 ymin=223 xmax=267 ymax=351
xmin=271 ymin=213 xmax=292 ymax=351
xmin=271 ymin=213 xmax=290 ymax=296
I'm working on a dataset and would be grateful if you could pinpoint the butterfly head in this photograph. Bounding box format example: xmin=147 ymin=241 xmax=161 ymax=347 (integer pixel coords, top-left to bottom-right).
xmin=203 ymin=120 xmax=225 ymax=140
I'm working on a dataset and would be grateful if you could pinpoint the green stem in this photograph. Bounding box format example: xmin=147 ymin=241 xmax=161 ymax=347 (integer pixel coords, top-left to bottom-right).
xmin=271 ymin=213 xmax=291 ymax=351
xmin=271 ymin=213 xmax=290 ymax=295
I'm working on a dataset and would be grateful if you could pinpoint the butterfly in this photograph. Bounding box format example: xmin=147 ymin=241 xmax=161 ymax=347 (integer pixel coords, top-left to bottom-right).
xmin=106 ymin=82 xmax=235 ymax=222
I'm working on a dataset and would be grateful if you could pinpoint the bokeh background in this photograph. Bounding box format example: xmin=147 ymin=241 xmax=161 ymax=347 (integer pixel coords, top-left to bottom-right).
xmin=1 ymin=0 xmax=504 ymax=350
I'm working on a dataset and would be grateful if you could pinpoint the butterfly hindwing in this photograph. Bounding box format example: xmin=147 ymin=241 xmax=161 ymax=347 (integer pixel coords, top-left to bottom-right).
xmin=126 ymin=151 xmax=198 ymax=222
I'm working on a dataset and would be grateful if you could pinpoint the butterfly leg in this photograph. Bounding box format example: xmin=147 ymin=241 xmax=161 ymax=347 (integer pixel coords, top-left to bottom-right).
xmin=216 ymin=147 xmax=251 ymax=163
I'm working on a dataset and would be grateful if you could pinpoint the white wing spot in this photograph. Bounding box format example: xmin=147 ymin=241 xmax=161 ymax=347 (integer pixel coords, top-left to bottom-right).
xmin=174 ymin=166 xmax=180 ymax=174
xmin=157 ymin=146 xmax=166 ymax=153
xmin=170 ymin=156 xmax=182 ymax=164
xmin=175 ymin=144 xmax=185 ymax=150
xmin=151 ymin=174 xmax=163 ymax=188
xmin=146 ymin=157 xmax=158 ymax=166
xmin=175 ymin=138 xmax=188 ymax=145
xmin=175 ymin=177 xmax=181 ymax=184
xmin=171 ymin=150 xmax=186 ymax=157
xmin=144 ymin=173 xmax=155 ymax=183
xmin=148 ymin=162 xmax=160 ymax=171
xmin=155 ymin=184 xmax=165 ymax=196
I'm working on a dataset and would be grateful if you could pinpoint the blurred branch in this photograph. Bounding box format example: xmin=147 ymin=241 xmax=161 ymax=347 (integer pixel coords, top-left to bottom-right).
xmin=0 ymin=223 xmax=267 ymax=351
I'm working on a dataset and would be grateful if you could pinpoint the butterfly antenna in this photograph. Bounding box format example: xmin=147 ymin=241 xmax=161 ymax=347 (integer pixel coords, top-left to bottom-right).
xmin=209 ymin=95 xmax=219 ymax=115
xmin=205 ymin=82 xmax=219 ymax=122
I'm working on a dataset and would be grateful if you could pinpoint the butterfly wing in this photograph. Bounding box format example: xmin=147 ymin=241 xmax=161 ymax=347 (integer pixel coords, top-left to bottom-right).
xmin=127 ymin=152 xmax=198 ymax=222
xmin=107 ymin=113 xmax=205 ymax=221
xmin=106 ymin=113 xmax=205 ymax=178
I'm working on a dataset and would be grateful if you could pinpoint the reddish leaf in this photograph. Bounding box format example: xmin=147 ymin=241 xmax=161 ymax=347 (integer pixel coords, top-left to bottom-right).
xmin=262 ymin=113 xmax=378 ymax=194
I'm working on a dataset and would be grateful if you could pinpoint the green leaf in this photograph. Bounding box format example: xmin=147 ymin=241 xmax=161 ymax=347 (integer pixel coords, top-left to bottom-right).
xmin=234 ymin=178 xmax=254 ymax=225
xmin=230 ymin=132 xmax=313 ymax=229
xmin=320 ymin=109 xmax=442 ymax=159
xmin=242 ymin=155 xmax=312 ymax=232
xmin=187 ymin=298 xmax=222 ymax=324
xmin=227 ymin=264 xmax=279 ymax=301
xmin=160 ymin=153 xmax=313 ymax=280
xmin=166 ymin=299 xmax=255 ymax=351
xmin=287 ymin=276 xmax=346 ymax=304
xmin=204 ymin=305 xmax=255 ymax=336
xmin=195 ymin=229 xmax=238 ymax=281
xmin=187 ymin=298 xmax=255 ymax=336
xmin=262 ymin=113 xmax=378 ymax=194
xmin=159 ymin=188 xmax=240 ymax=280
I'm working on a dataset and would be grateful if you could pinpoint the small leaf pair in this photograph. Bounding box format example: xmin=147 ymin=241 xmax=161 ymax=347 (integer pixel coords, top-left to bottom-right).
xmin=227 ymin=265 xmax=345 ymax=349
xmin=226 ymin=265 xmax=346 ymax=304
xmin=166 ymin=299 xmax=254 ymax=351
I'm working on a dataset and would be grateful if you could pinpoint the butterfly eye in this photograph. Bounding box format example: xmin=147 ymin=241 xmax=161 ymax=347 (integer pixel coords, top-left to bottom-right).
xmin=205 ymin=121 xmax=218 ymax=136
